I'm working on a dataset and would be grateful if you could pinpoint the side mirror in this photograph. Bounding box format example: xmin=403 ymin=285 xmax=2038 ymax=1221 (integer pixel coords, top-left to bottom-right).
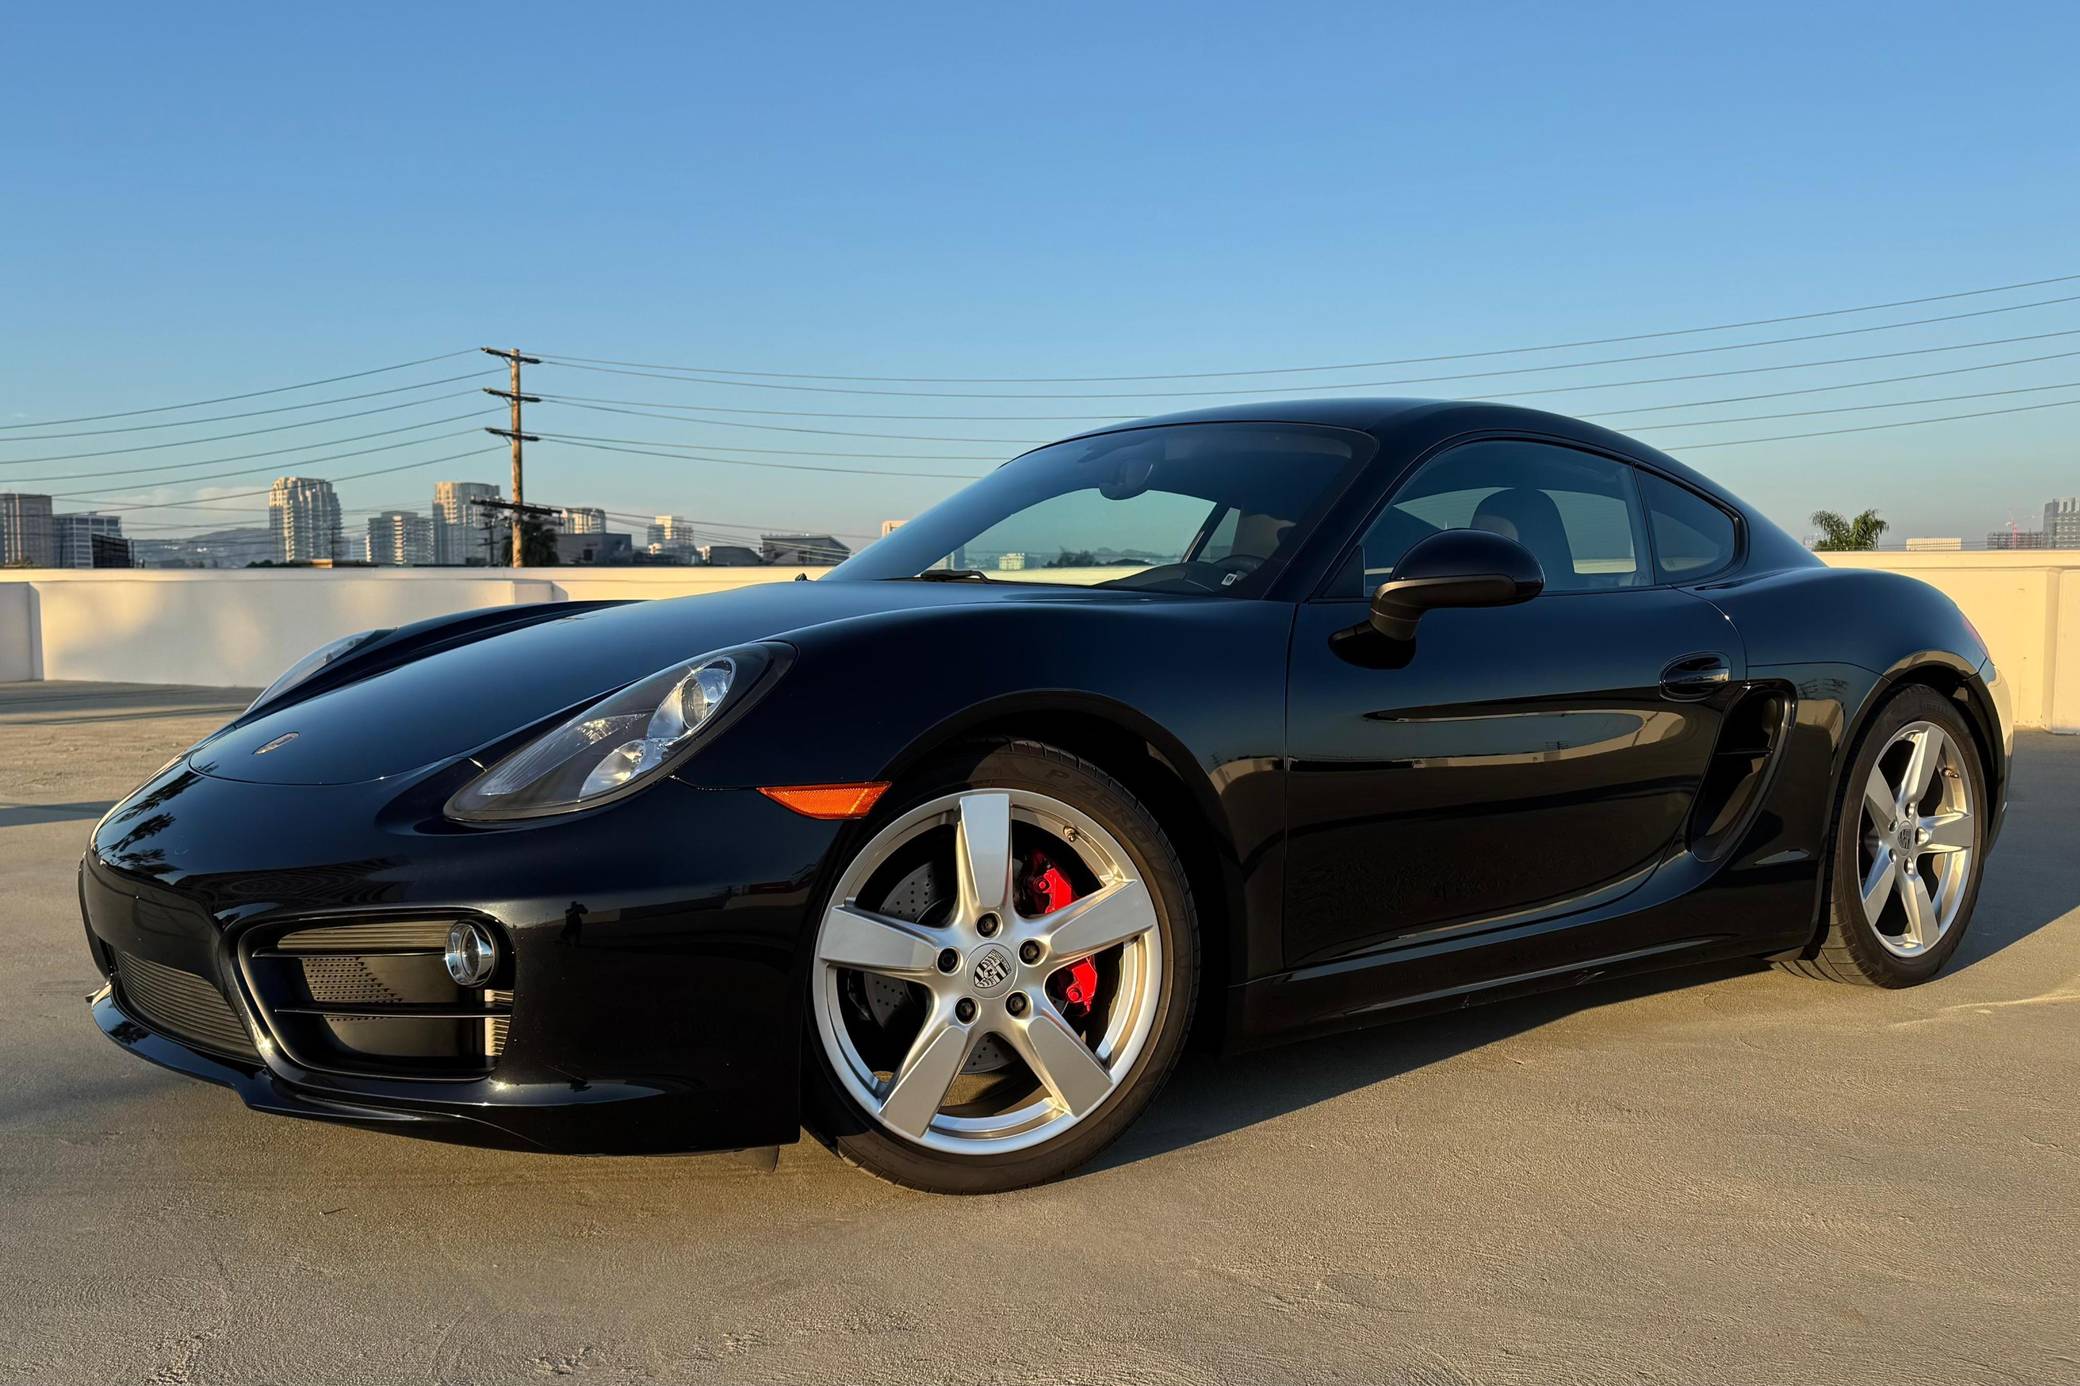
xmin=1369 ymin=528 xmax=1545 ymax=641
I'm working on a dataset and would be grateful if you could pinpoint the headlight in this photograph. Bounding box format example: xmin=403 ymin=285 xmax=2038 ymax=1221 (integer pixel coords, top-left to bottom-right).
xmin=247 ymin=629 xmax=388 ymax=713
xmin=445 ymin=643 xmax=787 ymax=821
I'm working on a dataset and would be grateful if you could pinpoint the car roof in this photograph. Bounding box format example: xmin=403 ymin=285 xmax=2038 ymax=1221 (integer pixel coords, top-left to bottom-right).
xmin=1058 ymin=397 xmax=1744 ymax=514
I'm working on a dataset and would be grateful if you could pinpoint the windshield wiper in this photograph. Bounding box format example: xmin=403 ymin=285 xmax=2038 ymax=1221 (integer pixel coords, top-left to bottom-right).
xmin=907 ymin=568 xmax=994 ymax=582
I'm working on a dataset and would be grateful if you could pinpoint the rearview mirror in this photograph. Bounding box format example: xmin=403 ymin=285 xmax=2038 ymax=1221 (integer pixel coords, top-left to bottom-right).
xmin=1369 ymin=529 xmax=1545 ymax=641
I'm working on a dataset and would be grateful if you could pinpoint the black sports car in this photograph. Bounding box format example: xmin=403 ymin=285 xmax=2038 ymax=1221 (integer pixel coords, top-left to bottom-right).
xmin=80 ymin=399 xmax=2014 ymax=1192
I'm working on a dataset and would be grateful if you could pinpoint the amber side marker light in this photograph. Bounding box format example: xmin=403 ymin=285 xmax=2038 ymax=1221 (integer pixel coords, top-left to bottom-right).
xmin=758 ymin=782 xmax=890 ymax=820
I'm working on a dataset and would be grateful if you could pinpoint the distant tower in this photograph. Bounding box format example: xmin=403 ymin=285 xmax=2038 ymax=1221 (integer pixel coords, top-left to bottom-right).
xmin=267 ymin=477 xmax=342 ymax=563
xmin=0 ymin=492 xmax=56 ymax=567
xmin=2047 ymin=497 xmax=2080 ymax=549
xmin=646 ymin=514 xmax=696 ymax=560
xmin=431 ymin=481 xmax=501 ymax=565
xmin=367 ymin=510 xmax=434 ymax=566
xmin=559 ymin=506 xmax=606 ymax=535
xmin=52 ymin=512 xmax=124 ymax=568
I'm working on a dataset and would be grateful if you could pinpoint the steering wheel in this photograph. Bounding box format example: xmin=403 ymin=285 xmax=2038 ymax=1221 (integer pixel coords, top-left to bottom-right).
xmin=1212 ymin=552 xmax=1265 ymax=577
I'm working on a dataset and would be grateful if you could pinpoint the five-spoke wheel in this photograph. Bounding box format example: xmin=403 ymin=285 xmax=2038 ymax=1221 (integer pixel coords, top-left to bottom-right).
xmin=803 ymin=741 xmax=1196 ymax=1191
xmin=1782 ymin=685 xmax=1987 ymax=987
xmin=1854 ymin=720 xmax=1976 ymax=957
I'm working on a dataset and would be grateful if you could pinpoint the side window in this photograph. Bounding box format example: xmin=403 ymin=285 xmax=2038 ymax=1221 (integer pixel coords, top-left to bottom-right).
xmin=1636 ymin=470 xmax=1740 ymax=582
xmin=1342 ymin=440 xmax=1649 ymax=596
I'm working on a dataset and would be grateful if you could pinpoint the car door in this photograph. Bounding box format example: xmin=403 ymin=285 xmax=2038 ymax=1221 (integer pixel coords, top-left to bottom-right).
xmin=1282 ymin=437 xmax=1746 ymax=966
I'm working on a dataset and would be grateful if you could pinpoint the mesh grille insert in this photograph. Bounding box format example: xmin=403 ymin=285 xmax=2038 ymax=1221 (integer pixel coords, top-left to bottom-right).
xmin=115 ymin=951 xmax=259 ymax=1060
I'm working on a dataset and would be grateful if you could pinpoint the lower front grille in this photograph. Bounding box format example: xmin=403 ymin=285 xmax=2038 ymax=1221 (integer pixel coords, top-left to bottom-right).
xmin=114 ymin=950 xmax=259 ymax=1060
xmin=241 ymin=918 xmax=513 ymax=1079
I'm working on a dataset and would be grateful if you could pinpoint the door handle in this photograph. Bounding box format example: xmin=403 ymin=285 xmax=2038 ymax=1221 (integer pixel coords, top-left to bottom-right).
xmin=1660 ymin=653 xmax=1731 ymax=700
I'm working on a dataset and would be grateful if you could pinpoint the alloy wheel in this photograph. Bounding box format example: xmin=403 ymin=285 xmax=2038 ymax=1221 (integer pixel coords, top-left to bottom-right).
xmin=1855 ymin=720 xmax=1976 ymax=958
xmin=811 ymin=787 xmax=1163 ymax=1156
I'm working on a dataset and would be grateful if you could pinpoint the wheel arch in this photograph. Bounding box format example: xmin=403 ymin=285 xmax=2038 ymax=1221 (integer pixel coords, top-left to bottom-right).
xmin=1791 ymin=653 xmax=2002 ymax=959
xmin=874 ymin=692 xmax=1253 ymax=1050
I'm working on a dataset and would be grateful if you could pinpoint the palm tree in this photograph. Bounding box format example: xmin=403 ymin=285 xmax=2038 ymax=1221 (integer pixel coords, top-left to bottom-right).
xmin=1809 ymin=508 xmax=1889 ymax=551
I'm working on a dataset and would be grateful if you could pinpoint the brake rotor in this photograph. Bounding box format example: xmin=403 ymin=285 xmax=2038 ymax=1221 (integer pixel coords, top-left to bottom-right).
xmin=854 ymin=858 xmax=1013 ymax=1074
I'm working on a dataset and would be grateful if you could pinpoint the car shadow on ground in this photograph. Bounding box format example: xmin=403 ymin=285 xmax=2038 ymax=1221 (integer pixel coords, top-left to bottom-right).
xmin=0 ymin=801 xmax=114 ymax=829
xmin=1088 ymin=957 xmax=1760 ymax=1175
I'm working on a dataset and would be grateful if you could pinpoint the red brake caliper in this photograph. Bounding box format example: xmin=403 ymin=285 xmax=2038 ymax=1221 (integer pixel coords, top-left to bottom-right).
xmin=1020 ymin=850 xmax=1098 ymax=1020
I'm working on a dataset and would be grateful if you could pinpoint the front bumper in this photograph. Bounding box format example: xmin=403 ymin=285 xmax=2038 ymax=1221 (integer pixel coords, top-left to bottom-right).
xmin=80 ymin=761 xmax=845 ymax=1154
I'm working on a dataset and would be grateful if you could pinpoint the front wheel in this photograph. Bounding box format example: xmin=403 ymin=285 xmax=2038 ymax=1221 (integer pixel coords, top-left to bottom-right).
xmin=803 ymin=740 xmax=1198 ymax=1193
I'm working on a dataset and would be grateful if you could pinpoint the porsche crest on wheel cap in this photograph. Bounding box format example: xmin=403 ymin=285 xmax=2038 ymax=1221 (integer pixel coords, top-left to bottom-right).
xmin=969 ymin=944 xmax=1013 ymax=996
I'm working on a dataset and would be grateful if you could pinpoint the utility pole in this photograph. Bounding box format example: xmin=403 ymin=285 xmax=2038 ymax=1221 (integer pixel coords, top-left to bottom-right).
xmin=482 ymin=347 xmax=540 ymax=568
xmin=471 ymin=497 xmax=561 ymax=567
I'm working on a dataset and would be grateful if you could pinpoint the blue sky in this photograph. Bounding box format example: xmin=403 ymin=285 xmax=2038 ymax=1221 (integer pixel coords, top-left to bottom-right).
xmin=4 ymin=1 xmax=2078 ymax=548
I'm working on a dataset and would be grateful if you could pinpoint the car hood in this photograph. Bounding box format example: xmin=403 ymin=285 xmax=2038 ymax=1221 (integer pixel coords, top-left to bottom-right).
xmin=189 ymin=579 xmax=1159 ymax=785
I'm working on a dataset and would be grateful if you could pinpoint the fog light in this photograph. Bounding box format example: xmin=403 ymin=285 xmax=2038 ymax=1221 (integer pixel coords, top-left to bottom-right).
xmin=445 ymin=920 xmax=498 ymax=987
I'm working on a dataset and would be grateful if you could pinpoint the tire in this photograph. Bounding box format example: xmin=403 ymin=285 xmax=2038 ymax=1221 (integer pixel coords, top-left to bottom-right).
xmin=1778 ymin=686 xmax=1988 ymax=987
xmin=801 ymin=739 xmax=1199 ymax=1193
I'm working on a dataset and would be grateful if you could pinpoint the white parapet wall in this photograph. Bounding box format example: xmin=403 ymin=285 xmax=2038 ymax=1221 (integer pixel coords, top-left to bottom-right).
xmin=1 ymin=555 xmax=2076 ymax=730
xmin=1816 ymin=551 xmax=2080 ymax=733
xmin=0 ymin=567 xmax=808 ymax=689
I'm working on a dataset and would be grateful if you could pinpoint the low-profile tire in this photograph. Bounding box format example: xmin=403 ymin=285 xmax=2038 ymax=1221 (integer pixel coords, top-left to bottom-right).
xmin=1779 ymin=685 xmax=1987 ymax=987
xmin=802 ymin=739 xmax=1198 ymax=1193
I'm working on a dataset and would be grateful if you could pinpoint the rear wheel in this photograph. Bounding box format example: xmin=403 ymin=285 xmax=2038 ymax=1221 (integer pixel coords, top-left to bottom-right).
xmin=803 ymin=740 xmax=1197 ymax=1192
xmin=1779 ymin=686 xmax=1986 ymax=986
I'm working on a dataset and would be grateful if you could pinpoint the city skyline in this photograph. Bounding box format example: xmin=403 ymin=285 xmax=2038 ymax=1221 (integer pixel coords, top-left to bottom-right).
xmin=6 ymin=5 xmax=2080 ymax=549
xmin=10 ymin=473 xmax=2080 ymax=570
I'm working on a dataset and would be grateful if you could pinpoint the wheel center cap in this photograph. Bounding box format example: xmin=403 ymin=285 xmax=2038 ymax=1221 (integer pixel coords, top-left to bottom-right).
xmin=969 ymin=943 xmax=1015 ymax=996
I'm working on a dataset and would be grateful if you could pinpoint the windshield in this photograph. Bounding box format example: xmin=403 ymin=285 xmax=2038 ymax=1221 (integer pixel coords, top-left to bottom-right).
xmin=829 ymin=422 xmax=1373 ymax=596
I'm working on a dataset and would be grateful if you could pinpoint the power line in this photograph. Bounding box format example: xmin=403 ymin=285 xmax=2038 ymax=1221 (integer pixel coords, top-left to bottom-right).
xmin=1620 ymin=377 xmax=2080 ymax=432
xmin=1 ymin=414 xmax=498 ymax=486
xmin=543 ymin=436 xmax=987 ymax=480
xmin=533 ymin=319 xmax=2080 ymax=401
xmin=0 ymin=369 xmax=502 ymax=441
xmin=40 ymin=426 xmax=491 ymax=494
xmin=59 ymin=445 xmax=504 ymax=512
xmin=537 ymin=397 xmax=1047 ymax=445
xmin=531 ymin=429 xmax=1002 ymax=461
xmin=536 ymin=391 xmax=1131 ymax=422
xmin=1668 ymin=394 xmax=2080 ymax=450
xmin=531 ymin=271 xmax=2080 ymax=382
xmin=536 ymin=344 xmax=2080 ymax=447
xmin=1450 ymin=327 xmax=2080 ymax=403
xmin=0 ymin=349 xmax=478 ymax=430
xmin=0 ymin=390 xmax=491 ymax=464
xmin=1580 ymin=346 xmax=2080 ymax=418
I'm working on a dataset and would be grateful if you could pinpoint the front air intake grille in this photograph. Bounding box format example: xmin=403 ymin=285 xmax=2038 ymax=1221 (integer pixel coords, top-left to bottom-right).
xmin=114 ymin=951 xmax=260 ymax=1060
xmin=241 ymin=917 xmax=512 ymax=1079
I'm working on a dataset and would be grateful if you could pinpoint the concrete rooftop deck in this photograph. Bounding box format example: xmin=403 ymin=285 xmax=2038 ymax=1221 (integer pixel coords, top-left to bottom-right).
xmin=2 ymin=683 xmax=2075 ymax=1384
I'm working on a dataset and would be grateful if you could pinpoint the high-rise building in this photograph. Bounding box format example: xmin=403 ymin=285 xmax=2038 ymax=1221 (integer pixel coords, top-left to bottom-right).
xmin=431 ymin=481 xmax=502 ymax=565
xmin=52 ymin=512 xmax=125 ymax=568
xmin=0 ymin=492 xmax=56 ymax=567
xmin=646 ymin=514 xmax=697 ymax=561
xmin=1987 ymin=529 xmax=2047 ymax=550
xmin=2046 ymin=497 xmax=2080 ymax=549
xmin=646 ymin=514 xmax=692 ymax=545
xmin=560 ymin=506 xmax=606 ymax=534
xmin=367 ymin=509 xmax=434 ymax=566
xmin=880 ymin=519 xmax=906 ymax=538
xmin=267 ymin=477 xmax=342 ymax=563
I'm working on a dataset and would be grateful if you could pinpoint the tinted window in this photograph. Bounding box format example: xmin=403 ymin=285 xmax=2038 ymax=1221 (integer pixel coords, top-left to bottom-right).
xmin=834 ymin=423 xmax=1372 ymax=596
xmin=1637 ymin=470 xmax=1739 ymax=581
xmin=1341 ymin=440 xmax=1648 ymax=596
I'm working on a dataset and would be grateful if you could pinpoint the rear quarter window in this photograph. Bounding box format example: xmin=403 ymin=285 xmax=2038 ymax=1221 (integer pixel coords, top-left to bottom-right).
xmin=1637 ymin=470 xmax=1740 ymax=582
